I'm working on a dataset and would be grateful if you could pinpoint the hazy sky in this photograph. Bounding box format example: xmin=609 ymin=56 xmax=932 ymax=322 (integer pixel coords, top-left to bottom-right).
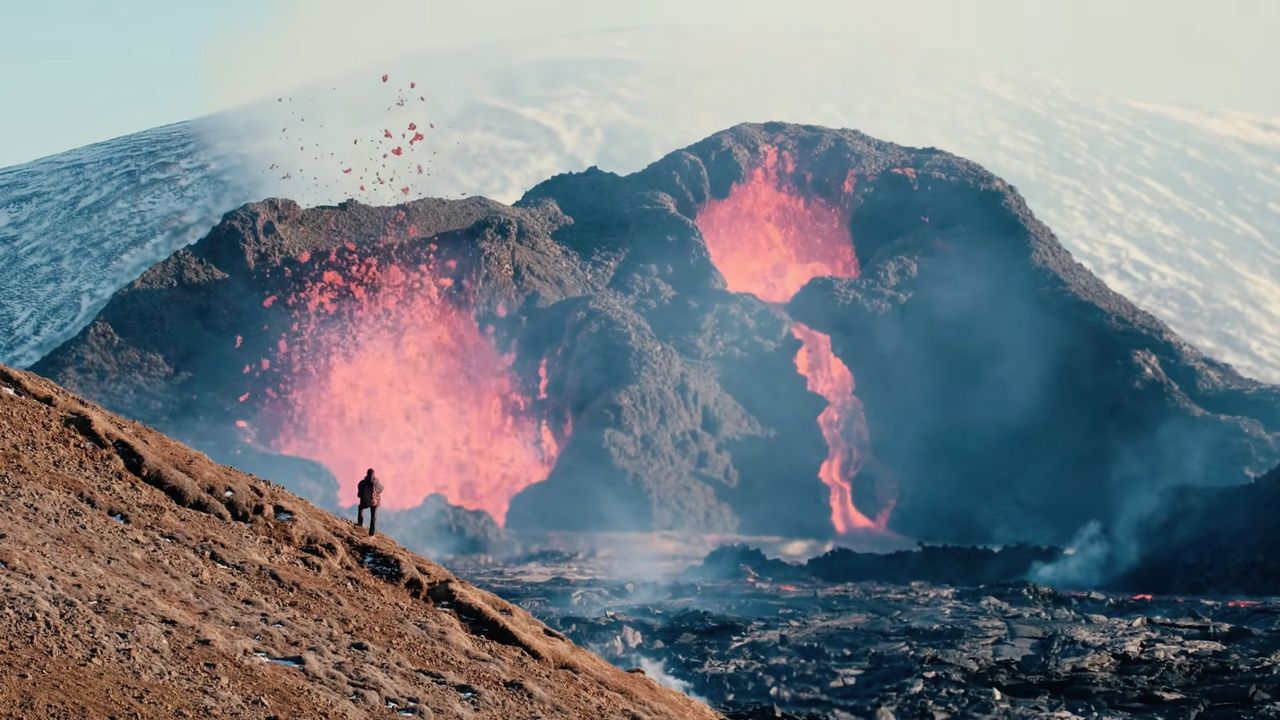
xmin=2 ymin=0 xmax=1278 ymax=166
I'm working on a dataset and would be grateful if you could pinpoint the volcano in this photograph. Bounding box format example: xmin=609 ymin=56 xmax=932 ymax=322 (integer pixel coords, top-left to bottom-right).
xmin=34 ymin=123 xmax=1280 ymax=545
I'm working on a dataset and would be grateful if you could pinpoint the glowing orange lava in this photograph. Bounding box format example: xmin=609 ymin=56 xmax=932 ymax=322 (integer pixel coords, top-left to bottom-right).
xmin=696 ymin=146 xmax=891 ymax=533
xmin=792 ymin=322 xmax=878 ymax=531
xmin=252 ymin=228 xmax=562 ymax=525
xmin=696 ymin=147 xmax=858 ymax=303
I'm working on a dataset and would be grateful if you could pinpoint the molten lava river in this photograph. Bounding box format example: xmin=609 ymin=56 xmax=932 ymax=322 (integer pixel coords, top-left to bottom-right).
xmin=243 ymin=224 xmax=562 ymax=525
xmin=696 ymin=148 xmax=890 ymax=532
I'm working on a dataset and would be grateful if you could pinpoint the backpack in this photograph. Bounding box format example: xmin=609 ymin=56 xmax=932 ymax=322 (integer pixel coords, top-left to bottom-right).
xmin=359 ymin=477 xmax=383 ymax=508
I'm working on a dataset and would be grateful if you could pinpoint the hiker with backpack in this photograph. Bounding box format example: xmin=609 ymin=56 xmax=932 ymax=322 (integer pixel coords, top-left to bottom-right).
xmin=356 ymin=468 xmax=384 ymax=536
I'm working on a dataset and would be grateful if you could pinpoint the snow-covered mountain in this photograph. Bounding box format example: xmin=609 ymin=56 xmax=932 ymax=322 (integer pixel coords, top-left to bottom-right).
xmin=0 ymin=124 xmax=262 ymax=367
xmin=2 ymin=29 xmax=1277 ymax=380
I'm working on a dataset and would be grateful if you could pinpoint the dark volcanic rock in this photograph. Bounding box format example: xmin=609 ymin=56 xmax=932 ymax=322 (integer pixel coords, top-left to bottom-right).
xmin=463 ymin=555 xmax=1280 ymax=720
xmin=380 ymin=493 xmax=505 ymax=558
xmin=685 ymin=543 xmax=1061 ymax=587
xmin=34 ymin=122 xmax=1280 ymax=543
xmin=1117 ymin=463 xmax=1280 ymax=596
xmin=805 ymin=544 xmax=1061 ymax=586
xmin=684 ymin=544 xmax=810 ymax=583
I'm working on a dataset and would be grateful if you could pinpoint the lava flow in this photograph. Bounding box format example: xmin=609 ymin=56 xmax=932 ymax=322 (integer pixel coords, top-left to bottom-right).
xmin=696 ymin=147 xmax=889 ymax=533
xmin=246 ymin=222 xmax=563 ymax=525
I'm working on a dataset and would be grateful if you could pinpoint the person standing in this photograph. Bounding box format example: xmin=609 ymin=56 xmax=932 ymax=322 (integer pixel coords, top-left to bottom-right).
xmin=356 ymin=468 xmax=384 ymax=536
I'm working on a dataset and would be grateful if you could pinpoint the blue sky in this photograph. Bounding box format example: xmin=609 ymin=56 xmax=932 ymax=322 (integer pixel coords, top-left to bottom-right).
xmin=2 ymin=0 xmax=1278 ymax=166
xmin=0 ymin=2 xmax=266 ymax=164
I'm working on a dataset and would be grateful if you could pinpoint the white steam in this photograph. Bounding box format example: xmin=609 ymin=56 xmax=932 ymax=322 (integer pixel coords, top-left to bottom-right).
xmin=636 ymin=656 xmax=705 ymax=702
xmin=1028 ymin=521 xmax=1111 ymax=587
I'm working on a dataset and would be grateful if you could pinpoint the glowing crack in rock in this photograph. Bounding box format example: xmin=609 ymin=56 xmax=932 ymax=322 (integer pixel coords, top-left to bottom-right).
xmin=696 ymin=146 xmax=891 ymax=533
xmin=248 ymin=220 xmax=563 ymax=525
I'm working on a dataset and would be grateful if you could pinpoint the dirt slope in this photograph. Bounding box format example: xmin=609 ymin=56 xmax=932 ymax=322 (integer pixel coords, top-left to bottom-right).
xmin=0 ymin=365 xmax=718 ymax=720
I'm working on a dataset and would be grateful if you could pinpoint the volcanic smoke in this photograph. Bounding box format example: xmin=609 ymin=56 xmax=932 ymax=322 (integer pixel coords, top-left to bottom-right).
xmin=245 ymin=215 xmax=563 ymax=525
xmin=696 ymin=147 xmax=888 ymax=532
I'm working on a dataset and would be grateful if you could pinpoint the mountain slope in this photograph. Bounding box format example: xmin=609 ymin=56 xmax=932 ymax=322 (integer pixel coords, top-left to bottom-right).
xmin=0 ymin=365 xmax=716 ymax=720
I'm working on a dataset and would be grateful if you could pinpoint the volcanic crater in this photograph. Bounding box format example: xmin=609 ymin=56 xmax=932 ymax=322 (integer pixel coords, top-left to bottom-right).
xmin=34 ymin=123 xmax=1280 ymax=550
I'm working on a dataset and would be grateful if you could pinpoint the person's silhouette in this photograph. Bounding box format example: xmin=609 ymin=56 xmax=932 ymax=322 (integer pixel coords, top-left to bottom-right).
xmin=356 ymin=469 xmax=384 ymax=536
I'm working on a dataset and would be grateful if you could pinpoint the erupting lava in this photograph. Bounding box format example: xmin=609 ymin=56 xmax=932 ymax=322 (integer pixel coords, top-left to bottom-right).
xmin=246 ymin=220 xmax=563 ymax=525
xmin=697 ymin=148 xmax=858 ymax=303
xmin=697 ymin=147 xmax=890 ymax=533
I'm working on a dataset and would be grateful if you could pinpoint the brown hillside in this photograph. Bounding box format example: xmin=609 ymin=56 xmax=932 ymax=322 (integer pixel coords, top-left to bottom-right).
xmin=0 ymin=366 xmax=717 ymax=720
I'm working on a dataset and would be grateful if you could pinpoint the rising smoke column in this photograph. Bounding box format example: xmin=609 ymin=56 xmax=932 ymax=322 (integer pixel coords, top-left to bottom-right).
xmin=696 ymin=147 xmax=889 ymax=532
xmin=243 ymin=213 xmax=563 ymax=525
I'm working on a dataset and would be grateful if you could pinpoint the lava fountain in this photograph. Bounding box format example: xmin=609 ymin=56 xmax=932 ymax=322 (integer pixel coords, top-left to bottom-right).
xmin=245 ymin=216 xmax=562 ymax=525
xmin=696 ymin=147 xmax=889 ymax=532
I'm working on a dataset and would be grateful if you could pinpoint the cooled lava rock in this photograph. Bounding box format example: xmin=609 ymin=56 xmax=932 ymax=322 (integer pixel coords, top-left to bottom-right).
xmin=379 ymin=492 xmax=505 ymax=558
xmin=463 ymin=553 xmax=1280 ymax=720
xmin=684 ymin=542 xmax=1061 ymax=586
xmin=683 ymin=543 xmax=810 ymax=583
xmin=1117 ymin=462 xmax=1280 ymax=596
xmin=804 ymin=544 xmax=1063 ymax=586
xmin=33 ymin=123 xmax=1280 ymax=544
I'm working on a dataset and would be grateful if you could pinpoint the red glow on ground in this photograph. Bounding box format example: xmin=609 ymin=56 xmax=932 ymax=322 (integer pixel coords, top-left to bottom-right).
xmin=256 ymin=231 xmax=563 ymax=525
xmin=696 ymin=146 xmax=891 ymax=534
